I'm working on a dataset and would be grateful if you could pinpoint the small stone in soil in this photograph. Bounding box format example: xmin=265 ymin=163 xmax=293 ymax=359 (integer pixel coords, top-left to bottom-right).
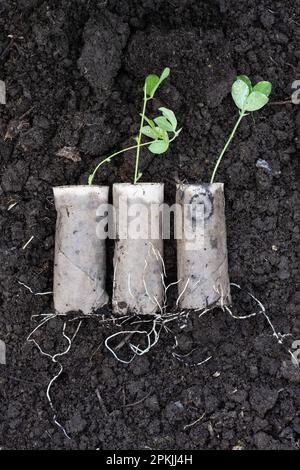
xmin=56 ymin=146 xmax=81 ymax=162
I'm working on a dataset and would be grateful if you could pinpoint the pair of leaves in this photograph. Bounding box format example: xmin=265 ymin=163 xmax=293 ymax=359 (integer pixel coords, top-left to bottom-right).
xmin=142 ymin=68 xmax=181 ymax=154
xmin=144 ymin=68 xmax=170 ymax=99
xmin=142 ymin=107 xmax=177 ymax=136
xmin=141 ymin=107 xmax=181 ymax=154
xmin=231 ymin=75 xmax=272 ymax=112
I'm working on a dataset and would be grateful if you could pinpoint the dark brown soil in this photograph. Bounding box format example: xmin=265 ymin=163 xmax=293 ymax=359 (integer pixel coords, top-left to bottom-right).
xmin=0 ymin=0 xmax=300 ymax=450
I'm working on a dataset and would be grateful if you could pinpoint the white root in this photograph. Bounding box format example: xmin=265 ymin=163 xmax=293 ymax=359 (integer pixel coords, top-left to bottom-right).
xmin=142 ymin=243 xmax=165 ymax=308
xmin=105 ymin=247 xmax=191 ymax=363
xmin=127 ymin=273 xmax=134 ymax=299
xmin=112 ymin=183 xmax=164 ymax=315
xmin=172 ymin=349 xmax=212 ymax=368
xmin=157 ymin=249 xmax=167 ymax=278
xmin=183 ymin=412 xmax=206 ymax=431
xmin=18 ymin=280 xmax=53 ymax=296
xmin=27 ymin=308 xmax=157 ymax=437
xmin=22 ymin=235 xmax=34 ymax=250
xmin=27 ymin=316 xmax=82 ymax=440
xmin=176 ymin=278 xmax=190 ymax=308
xmin=27 ymin=268 xmax=295 ymax=439
xmin=221 ymin=283 xmax=295 ymax=362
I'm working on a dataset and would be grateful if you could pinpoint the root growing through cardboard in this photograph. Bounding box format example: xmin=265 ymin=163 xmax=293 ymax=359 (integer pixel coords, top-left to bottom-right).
xmin=26 ymin=270 xmax=295 ymax=439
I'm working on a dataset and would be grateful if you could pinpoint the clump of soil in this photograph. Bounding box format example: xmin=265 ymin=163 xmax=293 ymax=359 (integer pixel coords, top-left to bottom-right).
xmin=0 ymin=0 xmax=299 ymax=450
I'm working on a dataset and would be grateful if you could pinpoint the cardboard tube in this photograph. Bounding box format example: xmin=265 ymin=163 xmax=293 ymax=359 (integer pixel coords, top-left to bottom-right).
xmin=53 ymin=185 xmax=109 ymax=314
xmin=113 ymin=183 xmax=164 ymax=315
xmin=176 ymin=183 xmax=231 ymax=310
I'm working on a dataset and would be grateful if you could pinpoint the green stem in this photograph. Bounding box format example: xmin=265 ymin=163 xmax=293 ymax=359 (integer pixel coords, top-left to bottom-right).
xmin=134 ymin=89 xmax=148 ymax=184
xmin=210 ymin=109 xmax=246 ymax=184
xmin=88 ymin=141 xmax=150 ymax=186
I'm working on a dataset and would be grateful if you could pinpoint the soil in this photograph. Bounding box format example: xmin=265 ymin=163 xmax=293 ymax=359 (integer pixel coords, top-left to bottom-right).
xmin=0 ymin=0 xmax=300 ymax=451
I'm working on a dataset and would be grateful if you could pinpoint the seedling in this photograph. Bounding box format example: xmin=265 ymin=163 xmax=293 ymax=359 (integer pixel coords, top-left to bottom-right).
xmin=210 ymin=75 xmax=272 ymax=183
xmin=88 ymin=68 xmax=181 ymax=185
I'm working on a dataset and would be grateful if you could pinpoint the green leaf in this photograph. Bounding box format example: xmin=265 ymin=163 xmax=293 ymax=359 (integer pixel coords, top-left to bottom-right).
xmin=144 ymin=74 xmax=160 ymax=98
xmin=236 ymin=75 xmax=252 ymax=92
xmin=244 ymin=91 xmax=269 ymax=111
xmin=253 ymin=81 xmax=272 ymax=97
xmin=141 ymin=125 xmax=158 ymax=139
xmin=154 ymin=127 xmax=169 ymax=142
xmin=88 ymin=175 xmax=93 ymax=185
xmin=159 ymin=107 xmax=177 ymax=131
xmin=231 ymin=78 xmax=250 ymax=110
xmin=144 ymin=67 xmax=170 ymax=98
xmin=160 ymin=67 xmax=170 ymax=82
xmin=149 ymin=140 xmax=169 ymax=154
xmin=162 ymin=130 xmax=170 ymax=143
xmin=153 ymin=116 xmax=173 ymax=132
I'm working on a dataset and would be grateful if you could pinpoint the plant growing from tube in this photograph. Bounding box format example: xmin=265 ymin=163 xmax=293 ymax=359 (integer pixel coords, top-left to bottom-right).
xmin=177 ymin=75 xmax=272 ymax=311
xmin=88 ymin=67 xmax=181 ymax=185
